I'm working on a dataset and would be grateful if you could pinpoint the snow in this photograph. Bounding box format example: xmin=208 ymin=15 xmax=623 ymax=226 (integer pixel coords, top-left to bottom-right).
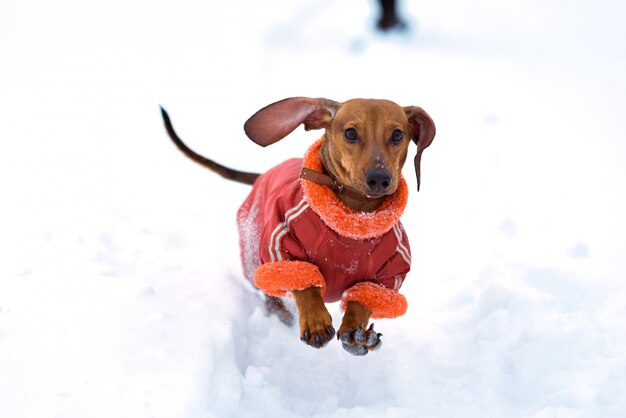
xmin=1 ymin=0 xmax=626 ymax=417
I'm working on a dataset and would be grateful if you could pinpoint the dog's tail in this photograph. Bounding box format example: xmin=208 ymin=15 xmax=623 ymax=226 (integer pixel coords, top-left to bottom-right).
xmin=160 ymin=106 xmax=260 ymax=185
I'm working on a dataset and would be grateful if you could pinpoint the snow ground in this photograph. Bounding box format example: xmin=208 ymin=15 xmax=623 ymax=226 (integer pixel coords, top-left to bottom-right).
xmin=1 ymin=0 xmax=626 ymax=417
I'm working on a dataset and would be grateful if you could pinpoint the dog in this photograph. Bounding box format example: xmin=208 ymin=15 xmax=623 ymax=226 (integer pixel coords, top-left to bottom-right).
xmin=160 ymin=97 xmax=435 ymax=355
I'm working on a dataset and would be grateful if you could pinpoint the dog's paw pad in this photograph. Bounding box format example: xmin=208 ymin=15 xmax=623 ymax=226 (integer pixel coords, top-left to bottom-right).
xmin=339 ymin=322 xmax=383 ymax=356
xmin=342 ymin=342 xmax=368 ymax=356
xmin=354 ymin=326 xmax=366 ymax=343
xmin=339 ymin=328 xmax=353 ymax=344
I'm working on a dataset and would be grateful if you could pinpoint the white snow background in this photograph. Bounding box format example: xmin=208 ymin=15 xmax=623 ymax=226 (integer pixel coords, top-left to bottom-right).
xmin=1 ymin=0 xmax=626 ymax=417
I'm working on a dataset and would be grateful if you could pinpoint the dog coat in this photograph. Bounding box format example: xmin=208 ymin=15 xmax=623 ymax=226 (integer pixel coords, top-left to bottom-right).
xmin=237 ymin=139 xmax=411 ymax=318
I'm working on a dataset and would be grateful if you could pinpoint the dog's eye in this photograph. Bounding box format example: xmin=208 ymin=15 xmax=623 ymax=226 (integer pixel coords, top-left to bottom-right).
xmin=391 ymin=129 xmax=404 ymax=144
xmin=344 ymin=128 xmax=358 ymax=143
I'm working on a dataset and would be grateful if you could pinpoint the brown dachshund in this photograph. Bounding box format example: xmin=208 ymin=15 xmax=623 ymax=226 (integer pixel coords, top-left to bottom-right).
xmin=161 ymin=97 xmax=435 ymax=355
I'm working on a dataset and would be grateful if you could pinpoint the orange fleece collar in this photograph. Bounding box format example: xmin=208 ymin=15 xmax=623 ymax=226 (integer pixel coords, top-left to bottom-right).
xmin=300 ymin=139 xmax=408 ymax=240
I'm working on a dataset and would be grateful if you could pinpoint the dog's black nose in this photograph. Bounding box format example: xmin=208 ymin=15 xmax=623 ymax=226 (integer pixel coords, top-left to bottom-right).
xmin=365 ymin=168 xmax=392 ymax=194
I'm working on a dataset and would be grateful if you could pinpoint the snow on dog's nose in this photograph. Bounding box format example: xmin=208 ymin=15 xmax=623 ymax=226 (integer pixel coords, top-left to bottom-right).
xmin=365 ymin=167 xmax=392 ymax=195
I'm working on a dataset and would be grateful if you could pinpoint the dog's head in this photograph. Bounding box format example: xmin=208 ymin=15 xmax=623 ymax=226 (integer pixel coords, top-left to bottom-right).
xmin=244 ymin=97 xmax=436 ymax=196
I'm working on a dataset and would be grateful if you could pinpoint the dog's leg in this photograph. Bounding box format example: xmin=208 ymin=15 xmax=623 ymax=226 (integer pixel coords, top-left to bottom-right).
xmin=338 ymin=301 xmax=382 ymax=356
xmin=292 ymin=287 xmax=335 ymax=348
xmin=264 ymin=295 xmax=294 ymax=326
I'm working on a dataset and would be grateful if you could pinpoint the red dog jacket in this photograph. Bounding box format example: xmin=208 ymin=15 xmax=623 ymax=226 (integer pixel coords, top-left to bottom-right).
xmin=237 ymin=139 xmax=411 ymax=318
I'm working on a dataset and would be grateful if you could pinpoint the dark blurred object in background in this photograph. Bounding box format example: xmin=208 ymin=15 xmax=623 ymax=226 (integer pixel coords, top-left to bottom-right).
xmin=376 ymin=0 xmax=407 ymax=32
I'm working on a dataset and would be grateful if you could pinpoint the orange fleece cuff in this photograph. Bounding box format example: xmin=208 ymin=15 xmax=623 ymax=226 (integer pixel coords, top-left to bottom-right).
xmin=253 ymin=261 xmax=326 ymax=297
xmin=341 ymin=282 xmax=407 ymax=319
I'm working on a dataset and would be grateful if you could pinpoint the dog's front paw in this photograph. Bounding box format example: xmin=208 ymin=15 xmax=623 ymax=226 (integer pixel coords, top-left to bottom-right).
xmin=338 ymin=322 xmax=382 ymax=356
xmin=300 ymin=317 xmax=336 ymax=349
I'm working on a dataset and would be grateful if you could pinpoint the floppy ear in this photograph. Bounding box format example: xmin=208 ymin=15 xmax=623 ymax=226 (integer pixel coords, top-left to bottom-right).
xmin=244 ymin=97 xmax=339 ymax=147
xmin=404 ymin=106 xmax=436 ymax=191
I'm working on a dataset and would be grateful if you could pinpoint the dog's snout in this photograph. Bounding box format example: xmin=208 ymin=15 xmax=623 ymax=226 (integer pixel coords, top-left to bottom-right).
xmin=365 ymin=168 xmax=392 ymax=194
